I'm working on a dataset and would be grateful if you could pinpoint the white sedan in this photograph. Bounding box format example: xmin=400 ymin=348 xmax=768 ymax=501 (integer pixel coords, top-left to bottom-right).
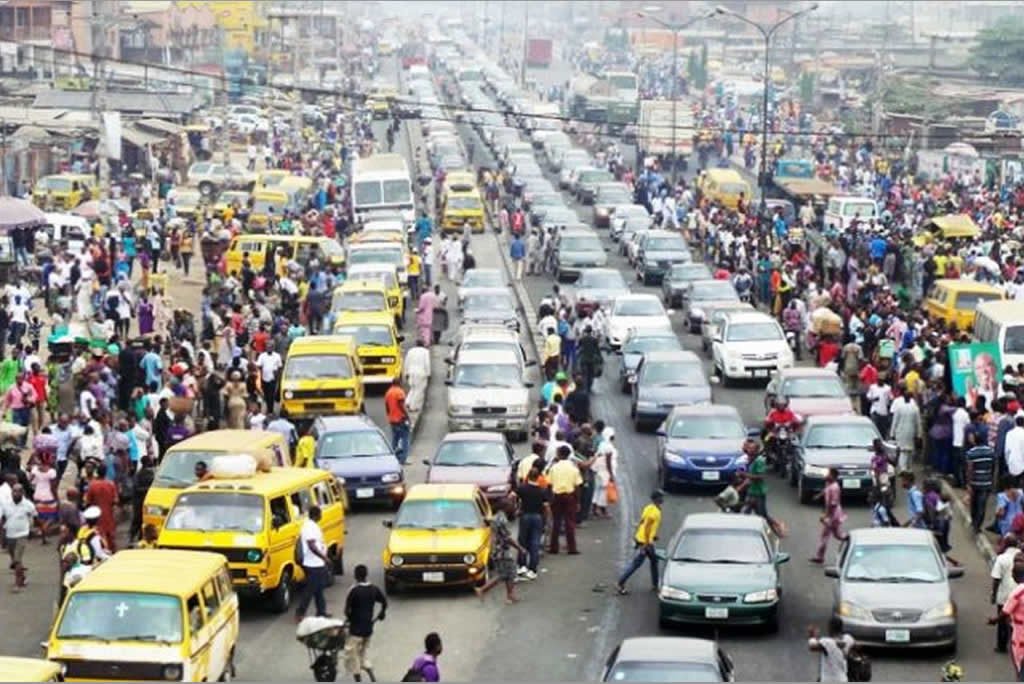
xmin=606 ymin=294 xmax=673 ymax=349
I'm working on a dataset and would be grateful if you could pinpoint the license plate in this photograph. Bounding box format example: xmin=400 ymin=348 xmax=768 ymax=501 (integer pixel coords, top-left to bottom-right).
xmin=422 ymin=572 xmax=444 ymax=583
xmin=705 ymin=607 xmax=729 ymax=619
xmin=753 ymin=369 xmax=769 ymax=377
xmin=701 ymin=471 xmax=720 ymax=481
xmin=885 ymin=629 xmax=910 ymax=643
xmin=355 ymin=488 xmax=374 ymax=499
xmin=842 ymin=478 xmax=861 ymax=489
xmin=474 ymin=419 xmax=498 ymax=429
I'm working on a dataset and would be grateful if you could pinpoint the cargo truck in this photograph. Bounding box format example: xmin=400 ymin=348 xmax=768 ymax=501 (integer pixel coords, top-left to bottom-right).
xmin=527 ymin=38 xmax=553 ymax=68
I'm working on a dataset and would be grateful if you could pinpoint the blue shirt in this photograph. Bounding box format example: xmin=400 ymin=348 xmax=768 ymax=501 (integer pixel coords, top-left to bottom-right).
xmin=123 ymin=235 xmax=136 ymax=257
xmin=870 ymin=237 xmax=887 ymax=260
xmin=141 ymin=351 xmax=162 ymax=389
xmin=907 ymin=486 xmax=926 ymax=528
xmin=510 ymin=238 xmax=526 ymax=260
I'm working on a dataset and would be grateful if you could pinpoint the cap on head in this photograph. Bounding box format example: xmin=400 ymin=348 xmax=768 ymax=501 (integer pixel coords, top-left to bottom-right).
xmin=83 ymin=505 xmax=102 ymax=521
xmin=651 ymin=489 xmax=665 ymax=503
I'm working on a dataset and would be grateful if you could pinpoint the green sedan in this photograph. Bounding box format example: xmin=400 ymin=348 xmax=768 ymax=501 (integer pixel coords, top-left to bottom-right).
xmin=658 ymin=513 xmax=789 ymax=632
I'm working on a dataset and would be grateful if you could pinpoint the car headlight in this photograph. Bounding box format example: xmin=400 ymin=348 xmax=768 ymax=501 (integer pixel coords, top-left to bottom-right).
xmin=596 ymin=208 xmax=608 ymax=217
xmin=663 ymin=450 xmax=685 ymax=465
xmin=659 ymin=586 xmax=692 ymax=601
xmin=509 ymin=404 xmax=528 ymax=415
xmin=343 ymin=389 xmax=355 ymax=398
xmin=804 ymin=464 xmax=830 ymax=478
xmin=162 ymin=664 xmax=183 ymax=681
xmin=145 ymin=505 xmax=168 ymax=517
xmin=626 ymin=370 xmax=637 ymax=381
xmin=245 ymin=549 xmax=263 ymax=563
xmin=463 ymin=553 xmax=477 ymax=565
xmin=381 ymin=356 xmax=397 ymax=364
xmin=390 ymin=554 xmax=404 ymax=567
xmin=284 ymin=390 xmax=294 ymax=400
xmin=381 ymin=473 xmax=401 ymax=484
xmin=449 ymin=405 xmax=472 ymax=415
xmin=487 ymin=484 xmax=511 ymax=493
xmin=743 ymin=588 xmax=779 ymax=603
xmin=838 ymin=600 xmax=872 ymax=620
xmin=922 ymin=601 xmax=955 ymax=620
xmin=690 ymin=307 xmax=705 ymax=318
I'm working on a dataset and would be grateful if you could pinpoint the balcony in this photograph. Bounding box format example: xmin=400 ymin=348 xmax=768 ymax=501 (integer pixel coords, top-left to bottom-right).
xmin=0 ymin=25 xmax=52 ymax=42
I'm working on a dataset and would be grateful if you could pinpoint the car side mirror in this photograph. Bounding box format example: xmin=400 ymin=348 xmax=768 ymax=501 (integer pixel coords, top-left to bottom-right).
xmin=444 ymin=358 xmax=454 ymax=365
xmin=824 ymin=566 xmax=839 ymax=578
xmin=712 ymin=334 xmax=723 ymax=343
xmin=525 ymin=359 xmax=538 ymax=367
xmin=775 ymin=552 xmax=790 ymax=565
xmin=444 ymin=379 xmax=453 ymax=386
xmin=422 ymin=458 xmax=431 ymax=466
xmin=397 ymin=335 xmax=405 ymax=343
xmin=655 ymin=428 xmax=667 ymax=437
xmin=524 ymin=382 xmax=534 ymax=388
xmin=382 ymin=520 xmax=393 ymax=529
xmin=747 ymin=427 xmax=762 ymax=439
xmin=654 ymin=548 xmax=668 ymax=561
xmin=947 ymin=565 xmax=965 ymax=579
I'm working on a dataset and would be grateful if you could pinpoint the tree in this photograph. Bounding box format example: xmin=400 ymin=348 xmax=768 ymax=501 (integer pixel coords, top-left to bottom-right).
xmin=969 ymin=18 xmax=1024 ymax=85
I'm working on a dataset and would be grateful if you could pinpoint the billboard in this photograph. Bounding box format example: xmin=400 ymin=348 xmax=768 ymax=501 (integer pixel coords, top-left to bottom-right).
xmin=948 ymin=342 xmax=1002 ymax=409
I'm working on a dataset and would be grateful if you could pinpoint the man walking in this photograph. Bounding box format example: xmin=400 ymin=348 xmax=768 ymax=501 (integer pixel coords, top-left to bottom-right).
xmin=255 ymin=345 xmax=283 ymax=414
xmin=809 ymin=469 xmax=848 ymax=564
xmin=403 ymin=340 xmax=431 ymax=414
xmin=295 ymin=505 xmax=330 ymax=622
xmin=344 ymin=564 xmax=387 ymax=682
xmin=615 ymin=490 xmax=664 ymax=595
xmin=576 ymin=326 xmax=602 ymax=393
xmin=547 ymin=445 xmax=581 ymax=555
xmin=967 ymin=428 xmax=997 ymax=534
xmin=1 ymin=484 xmax=36 ymax=591
xmin=991 ymin=534 xmax=1019 ymax=654
xmin=384 ymin=377 xmax=410 ymax=465
xmin=510 ymin=233 xmax=526 ymax=281
xmin=889 ymin=387 xmax=921 ymax=471
xmin=516 ymin=466 xmax=550 ymax=580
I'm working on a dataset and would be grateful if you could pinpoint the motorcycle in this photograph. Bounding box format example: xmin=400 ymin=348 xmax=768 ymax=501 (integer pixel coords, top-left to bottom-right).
xmin=766 ymin=425 xmax=795 ymax=477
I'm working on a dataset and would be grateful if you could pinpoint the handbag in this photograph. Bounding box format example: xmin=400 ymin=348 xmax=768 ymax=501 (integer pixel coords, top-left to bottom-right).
xmin=606 ymin=480 xmax=619 ymax=505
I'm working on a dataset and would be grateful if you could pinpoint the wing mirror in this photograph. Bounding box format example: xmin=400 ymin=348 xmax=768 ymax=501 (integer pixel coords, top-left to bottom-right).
xmin=824 ymin=566 xmax=839 ymax=578
xmin=947 ymin=565 xmax=965 ymax=579
xmin=382 ymin=520 xmax=393 ymax=529
xmin=775 ymin=552 xmax=790 ymax=565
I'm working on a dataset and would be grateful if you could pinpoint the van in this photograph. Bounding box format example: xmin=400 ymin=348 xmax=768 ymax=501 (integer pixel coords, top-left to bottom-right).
xmin=281 ymin=335 xmax=365 ymax=419
xmin=441 ymin=188 xmax=485 ymax=234
xmin=698 ymin=169 xmax=751 ymax=210
xmin=346 ymin=241 xmax=409 ymax=286
xmin=923 ymin=279 xmax=1006 ymax=332
xmin=973 ymin=300 xmax=1024 ymax=368
xmin=347 ymin=263 xmax=405 ymax=323
xmin=247 ymin=189 xmax=291 ymax=230
xmin=32 ymin=174 xmax=97 ymax=210
xmin=44 ymin=213 xmax=90 ymax=255
xmin=224 ymin=234 xmax=345 ymax=274
xmin=0 ymin=658 xmax=62 ymax=682
xmin=157 ymin=467 xmax=346 ymax=612
xmin=143 ymin=430 xmax=290 ymax=532
xmin=331 ymin=278 xmax=398 ymax=325
xmin=256 ymin=169 xmax=292 ymax=191
xmin=334 ymin=310 xmax=404 ymax=384
xmin=48 ymin=549 xmax=239 ymax=681
xmin=823 ymin=195 xmax=879 ymax=232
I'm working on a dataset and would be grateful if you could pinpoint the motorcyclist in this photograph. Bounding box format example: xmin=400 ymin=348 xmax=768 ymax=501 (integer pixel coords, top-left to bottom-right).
xmin=782 ymin=299 xmax=803 ymax=360
xmin=764 ymin=397 xmax=800 ymax=432
xmin=732 ymin=268 xmax=753 ymax=302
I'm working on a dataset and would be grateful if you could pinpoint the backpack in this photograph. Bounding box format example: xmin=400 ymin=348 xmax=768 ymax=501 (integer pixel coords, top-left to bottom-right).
xmin=846 ymin=648 xmax=872 ymax=682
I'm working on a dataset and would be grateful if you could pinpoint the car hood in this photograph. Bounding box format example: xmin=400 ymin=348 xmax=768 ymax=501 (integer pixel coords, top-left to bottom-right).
xmin=316 ymin=454 xmax=400 ymax=478
xmin=788 ymin=397 xmax=855 ymax=417
xmin=464 ymin=309 xmax=516 ymax=323
xmin=840 ymin=580 xmax=950 ymax=611
xmin=449 ymin=387 xmax=528 ymax=406
xmin=637 ymin=384 xmax=711 ymax=406
xmin=561 ymin=250 xmax=608 ymax=266
xmin=664 ymin=437 xmax=746 ymax=458
xmin=576 ymin=287 xmax=628 ymax=304
xmin=427 ymin=464 xmax=510 ymax=490
xmin=609 ymin=316 xmax=671 ymax=334
xmin=645 ymin=249 xmax=691 ymax=262
xmin=387 ymin=528 xmax=489 ymax=555
xmin=665 ymin=560 xmax=777 ymax=593
xmin=800 ymin=446 xmax=874 ymax=468
xmin=716 ymin=339 xmax=786 ymax=353
xmin=690 ymin=297 xmax=741 ymax=311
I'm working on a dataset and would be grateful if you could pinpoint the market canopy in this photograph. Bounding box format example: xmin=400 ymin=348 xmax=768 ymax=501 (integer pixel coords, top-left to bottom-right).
xmin=0 ymin=197 xmax=45 ymax=230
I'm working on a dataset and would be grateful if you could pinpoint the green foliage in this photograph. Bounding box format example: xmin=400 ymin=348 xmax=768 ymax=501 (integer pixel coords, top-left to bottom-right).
xmin=969 ymin=18 xmax=1024 ymax=85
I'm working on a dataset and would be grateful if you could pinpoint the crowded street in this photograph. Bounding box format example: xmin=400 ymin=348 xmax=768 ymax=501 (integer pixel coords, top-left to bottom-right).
xmin=0 ymin=1 xmax=1023 ymax=682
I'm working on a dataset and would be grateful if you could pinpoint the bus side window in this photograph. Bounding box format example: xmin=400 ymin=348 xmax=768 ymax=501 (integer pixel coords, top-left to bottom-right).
xmin=270 ymin=496 xmax=290 ymax=528
xmin=187 ymin=595 xmax=205 ymax=633
xmin=313 ymin=480 xmax=333 ymax=507
xmin=202 ymin=580 xmax=220 ymax=619
xmin=216 ymin=568 xmax=233 ymax=602
xmin=291 ymin=489 xmax=312 ymax=517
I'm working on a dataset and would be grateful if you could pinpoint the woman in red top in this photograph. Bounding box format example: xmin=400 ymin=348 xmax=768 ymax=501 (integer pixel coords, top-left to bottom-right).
xmin=84 ymin=468 xmax=118 ymax=552
xmin=26 ymin=364 xmax=47 ymax=435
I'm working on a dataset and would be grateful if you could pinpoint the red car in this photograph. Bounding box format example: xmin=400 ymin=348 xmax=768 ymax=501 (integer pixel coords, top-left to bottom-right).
xmin=424 ymin=432 xmax=514 ymax=502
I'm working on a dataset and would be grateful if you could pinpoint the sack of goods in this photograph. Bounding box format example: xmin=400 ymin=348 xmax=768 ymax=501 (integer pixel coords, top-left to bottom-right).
xmin=210 ymin=454 xmax=260 ymax=479
xmin=811 ymin=307 xmax=842 ymax=336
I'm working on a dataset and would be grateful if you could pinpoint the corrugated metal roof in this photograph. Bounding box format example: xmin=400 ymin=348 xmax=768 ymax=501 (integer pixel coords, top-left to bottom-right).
xmin=136 ymin=118 xmax=184 ymax=135
xmin=32 ymin=90 xmax=202 ymax=116
xmin=122 ymin=125 xmax=165 ymax=147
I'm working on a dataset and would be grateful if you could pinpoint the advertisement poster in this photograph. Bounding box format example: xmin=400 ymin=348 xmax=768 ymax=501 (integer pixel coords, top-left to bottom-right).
xmin=948 ymin=342 xmax=1002 ymax=408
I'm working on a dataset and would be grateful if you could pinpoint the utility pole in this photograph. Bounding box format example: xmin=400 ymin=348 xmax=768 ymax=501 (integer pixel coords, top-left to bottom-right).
xmin=90 ymin=0 xmax=111 ymax=203
xmin=519 ymin=1 xmax=529 ymax=87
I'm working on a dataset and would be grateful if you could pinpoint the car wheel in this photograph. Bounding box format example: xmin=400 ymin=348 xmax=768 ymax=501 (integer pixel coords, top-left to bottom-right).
xmin=199 ymin=181 xmax=214 ymax=197
xmin=765 ymin=608 xmax=780 ymax=634
xmin=658 ymin=614 xmax=673 ymax=630
xmin=642 ymin=274 xmax=651 ymax=286
xmin=701 ymin=338 xmax=708 ymax=353
xmin=659 ymin=466 xmax=671 ymax=492
xmin=554 ymin=268 xmax=562 ymax=282
xmin=789 ymin=460 xmax=799 ymax=487
xmin=620 ymin=377 xmax=629 ymax=394
xmin=219 ymin=648 xmax=236 ymax=682
xmin=719 ymin=366 xmax=734 ymax=388
xmin=268 ymin=567 xmax=292 ymax=613
xmin=798 ymin=476 xmax=812 ymax=504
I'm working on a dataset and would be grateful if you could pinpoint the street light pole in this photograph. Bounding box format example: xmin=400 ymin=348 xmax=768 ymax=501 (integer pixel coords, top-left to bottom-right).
xmin=714 ymin=3 xmax=819 ymax=214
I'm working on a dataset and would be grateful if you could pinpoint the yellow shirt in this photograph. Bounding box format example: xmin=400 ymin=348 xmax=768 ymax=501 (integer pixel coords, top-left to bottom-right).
xmin=548 ymin=459 xmax=582 ymax=494
xmin=543 ymin=333 xmax=561 ymax=362
xmin=634 ymin=503 xmax=662 ymax=545
xmin=295 ymin=435 xmax=315 ymax=468
xmin=408 ymin=254 xmax=422 ymax=276
xmin=904 ymin=369 xmax=921 ymax=395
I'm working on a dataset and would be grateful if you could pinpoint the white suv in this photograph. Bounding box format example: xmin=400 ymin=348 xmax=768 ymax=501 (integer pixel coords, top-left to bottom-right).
xmin=712 ymin=311 xmax=794 ymax=385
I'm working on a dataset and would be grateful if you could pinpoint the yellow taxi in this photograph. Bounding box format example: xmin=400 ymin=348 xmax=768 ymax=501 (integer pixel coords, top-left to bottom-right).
xmin=923 ymin=279 xmax=1006 ymax=332
xmin=170 ymin=188 xmax=204 ymax=220
xmin=698 ymin=168 xmax=751 ymax=210
xmin=224 ymin=233 xmax=345 ymax=275
xmin=279 ymin=175 xmax=313 ymax=208
xmin=346 ymin=241 xmax=409 ymax=287
xmin=334 ymin=310 xmax=404 ymax=385
xmin=32 ymin=174 xmax=97 ymax=210
xmin=247 ymin=189 xmax=291 ymax=230
xmin=367 ymin=85 xmax=398 ymax=118
xmin=157 ymin=465 xmax=346 ymax=613
xmin=332 ymin=278 xmax=398 ymax=324
xmin=441 ymin=187 xmax=485 ymax=234
xmin=142 ymin=430 xmax=290 ymax=533
xmin=256 ymin=169 xmax=292 ymax=191
xmin=48 ymin=550 xmax=239 ymax=682
xmin=382 ymin=484 xmax=493 ymax=593
xmin=213 ymin=190 xmax=251 ymax=218
xmin=0 ymin=658 xmax=62 ymax=682
xmin=281 ymin=335 xmax=364 ymax=419
xmin=346 ymin=263 xmax=405 ymax=324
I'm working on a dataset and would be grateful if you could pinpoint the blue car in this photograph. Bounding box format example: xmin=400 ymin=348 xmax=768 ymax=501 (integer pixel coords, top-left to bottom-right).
xmin=311 ymin=415 xmax=405 ymax=509
xmin=656 ymin=405 xmax=749 ymax=490
xmin=630 ymin=350 xmax=711 ymax=431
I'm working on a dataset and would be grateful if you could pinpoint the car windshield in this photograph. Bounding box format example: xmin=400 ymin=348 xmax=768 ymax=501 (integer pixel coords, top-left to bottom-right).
xmin=624 ymin=336 xmax=679 ymax=354
xmin=348 ymin=248 xmax=404 ymax=266
xmin=382 ymin=180 xmax=412 ymax=204
xmin=1007 ymin=325 xmax=1024 ymax=354
xmin=464 ymin=293 xmax=514 ymax=313
xmin=283 ymin=355 xmax=354 ymax=380
xmin=561 ymin=235 xmax=603 ymax=252
xmin=580 ymin=170 xmax=614 ymax=183
xmin=607 ymin=662 xmax=722 ymax=683
xmin=462 ymin=340 xmax=518 ymax=357
xmin=335 ymin=325 xmax=394 ymax=347
xmin=844 ymin=543 xmax=944 ymax=582
xmin=317 ymin=429 xmax=392 ymax=459
xmin=670 ymin=265 xmax=711 ymax=280
xmin=647 ymin=237 xmax=688 ymax=251
xmin=781 ymin=377 xmax=847 ymax=398
xmin=672 ymin=529 xmax=770 ymax=564
xmin=579 ymin=271 xmax=626 ymax=289
xmin=532 ymin=194 xmax=562 ymax=206
xmin=332 ymin=291 xmax=387 ymax=312
xmin=453 ymin=363 xmax=522 ymax=388
xmin=395 ymin=499 xmax=481 ymax=529
xmin=57 ymin=592 xmax=183 ymax=644
xmin=669 ymin=415 xmax=745 ymax=439
xmin=348 ymin=271 xmax=396 ymax=289
xmin=803 ymin=424 xmax=879 ymax=449
xmin=614 ymin=299 xmax=663 ymax=316
xmin=463 ymin=271 xmax=504 ymax=289
xmin=448 ymin=196 xmax=481 ymax=210
xmin=643 ymin=361 xmax=705 ymax=386
xmin=955 ymin=292 xmax=1004 ymax=309
xmin=434 ymin=441 xmax=509 ymax=467
xmin=691 ymin=283 xmax=737 ymax=300
xmin=164 ymin=492 xmax=264 ymax=533
xmin=153 ymin=450 xmax=223 ymax=488
xmin=726 ymin=322 xmax=782 ymax=342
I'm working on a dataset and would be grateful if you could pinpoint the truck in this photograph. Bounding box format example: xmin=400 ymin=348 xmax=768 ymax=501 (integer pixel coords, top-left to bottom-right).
xmin=527 ymin=38 xmax=553 ymax=68
xmin=637 ymin=100 xmax=695 ymax=161
xmin=569 ymin=70 xmax=639 ymax=129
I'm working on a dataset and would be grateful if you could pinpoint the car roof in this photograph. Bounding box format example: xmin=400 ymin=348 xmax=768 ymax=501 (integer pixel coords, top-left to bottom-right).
xmin=848 ymin=527 xmax=936 ymax=545
xmin=69 ymin=549 xmax=227 ymax=594
xmin=615 ymin=293 xmax=660 ymax=303
xmin=668 ymin=404 xmax=741 ymax=418
xmin=778 ymin=367 xmax=841 ymax=378
xmin=579 ymin=267 xmax=624 ymax=278
xmin=646 ymin=229 xmax=685 ymax=238
xmin=642 ymin=350 xmax=701 ymax=364
xmin=723 ymin=310 xmax=773 ymax=324
xmin=615 ymin=637 xmax=718 ymax=663
xmin=455 ymin=349 xmax=520 ymax=364
xmin=461 ymin=287 xmax=513 ymax=298
xmin=405 ymin=483 xmax=479 ymax=501
xmin=315 ymin=414 xmax=381 ymax=431
xmin=683 ymin=512 xmax=765 ymax=531
xmin=439 ymin=431 xmax=506 ymax=444
xmin=804 ymin=414 xmax=875 ymax=427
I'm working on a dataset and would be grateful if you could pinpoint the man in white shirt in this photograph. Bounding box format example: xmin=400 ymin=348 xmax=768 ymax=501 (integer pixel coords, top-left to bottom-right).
xmin=403 ymin=341 xmax=431 ymax=414
xmin=866 ymin=378 xmax=892 ymax=436
xmin=2 ymin=484 xmax=36 ymax=591
xmin=255 ymin=349 xmax=283 ymax=413
xmin=1006 ymin=416 xmax=1024 ymax=480
xmin=295 ymin=505 xmax=330 ymax=621
xmin=991 ymin=534 xmax=1020 ymax=653
xmin=951 ymin=396 xmax=971 ymax=487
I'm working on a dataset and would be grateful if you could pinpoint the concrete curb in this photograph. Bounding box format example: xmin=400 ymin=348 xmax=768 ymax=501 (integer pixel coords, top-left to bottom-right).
xmin=940 ymin=478 xmax=996 ymax=563
xmin=487 ymin=211 xmax=544 ymax=364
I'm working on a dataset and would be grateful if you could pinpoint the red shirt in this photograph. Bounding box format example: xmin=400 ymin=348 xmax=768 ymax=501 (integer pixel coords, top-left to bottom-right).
xmin=251 ymin=331 xmax=270 ymax=354
xmin=384 ymin=385 xmax=407 ymax=424
xmin=766 ymin=408 xmax=798 ymax=428
xmin=818 ymin=339 xmax=840 ymax=367
xmin=858 ymin=364 xmax=878 ymax=388
xmin=27 ymin=372 xmax=46 ymax=404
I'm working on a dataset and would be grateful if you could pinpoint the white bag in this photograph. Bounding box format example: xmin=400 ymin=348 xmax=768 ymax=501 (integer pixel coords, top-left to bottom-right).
xmin=210 ymin=454 xmax=257 ymax=479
